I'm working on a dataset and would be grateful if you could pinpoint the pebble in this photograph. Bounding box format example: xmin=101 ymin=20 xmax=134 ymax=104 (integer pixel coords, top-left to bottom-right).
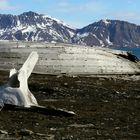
xmin=18 ymin=129 xmax=34 ymax=136
xmin=35 ymin=123 xmax=39 ymax=126
xmin=35 ymin=133 xmax=46 ymax=136
xmin=63 ymin=82 xmax=68 ymax=87
xmin=0 ymin=130 xmax=8 ymax=135
xmin=115 ymin=127 xmax=120 ymax=130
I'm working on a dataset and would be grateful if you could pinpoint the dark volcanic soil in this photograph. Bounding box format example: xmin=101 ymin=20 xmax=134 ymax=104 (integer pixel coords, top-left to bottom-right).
xmin=0 ymin=71 xmax=140 ymax=140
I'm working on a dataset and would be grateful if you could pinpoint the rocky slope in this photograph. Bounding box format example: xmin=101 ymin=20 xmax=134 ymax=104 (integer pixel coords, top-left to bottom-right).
xmin=0 ymin=11 xmax=140 ymax=47
xmin=0 ymin=71 xmax=140 ymax=139
xmin=0 ymin=11 xmax=75 ymax=43
xmin=75 ymin=19 xmax=140 ymax=47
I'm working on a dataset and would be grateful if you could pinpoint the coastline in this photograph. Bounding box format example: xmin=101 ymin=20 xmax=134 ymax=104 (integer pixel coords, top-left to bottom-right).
xmin=0 ymin=44 xmax=140 ymax=76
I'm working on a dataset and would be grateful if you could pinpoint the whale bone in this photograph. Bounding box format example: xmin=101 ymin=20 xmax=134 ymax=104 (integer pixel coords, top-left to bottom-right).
xmin=0 ymin=51 xmax=75 ymax=116
xmin=0 ymin=51 xmax=38 ymax=108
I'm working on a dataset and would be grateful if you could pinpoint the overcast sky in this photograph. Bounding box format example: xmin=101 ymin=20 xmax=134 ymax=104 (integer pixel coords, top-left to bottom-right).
xmin=0 ymin=0 xmax=139 ymax=28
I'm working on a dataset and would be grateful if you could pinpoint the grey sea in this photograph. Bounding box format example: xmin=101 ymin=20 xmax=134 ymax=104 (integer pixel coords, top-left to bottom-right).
xmin=115 ymin=47 xmax=140 ymax=59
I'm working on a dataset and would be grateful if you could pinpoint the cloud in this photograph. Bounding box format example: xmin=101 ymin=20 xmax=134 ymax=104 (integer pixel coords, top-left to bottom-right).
xmin=102 ymin=11 xmax=140 ymax=25
xmin=115 ymin=12 xmax=137 ymax=19
xmin=0 ymin=0 xmax=12 ymax=10
xmin=31 ymin=0 xmax=45 ymax=2
xmin=111 ymin=11 xmax=139 ymax=20
xmin=58 ymin=2 xmax=69 ymax=7
xmin=53 ymin=1 xmax=104 ymax=13
xmin=0 ymin=0 xmax=16 ymax=10
xmin=127 ymin=0 xmax=133 ymax=4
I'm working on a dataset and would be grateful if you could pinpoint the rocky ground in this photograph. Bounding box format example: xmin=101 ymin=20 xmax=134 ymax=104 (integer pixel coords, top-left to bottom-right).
xmin=0 ymin=71 xmax=140 ymax=140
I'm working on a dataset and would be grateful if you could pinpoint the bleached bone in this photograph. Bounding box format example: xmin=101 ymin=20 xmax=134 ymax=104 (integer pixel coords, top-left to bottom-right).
xmin=0 ymin=51 xmax=75 ymax=116
xmin=0 ymin=51 xmax=38 ymax=108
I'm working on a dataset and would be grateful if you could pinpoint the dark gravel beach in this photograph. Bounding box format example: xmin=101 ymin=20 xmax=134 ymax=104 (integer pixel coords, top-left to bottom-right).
xmin=0 ymin=71 xmax=140 ymax=140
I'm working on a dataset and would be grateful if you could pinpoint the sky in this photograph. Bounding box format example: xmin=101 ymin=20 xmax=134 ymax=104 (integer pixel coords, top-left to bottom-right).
xmin=0 ymin=0 xmax=139 ymax=28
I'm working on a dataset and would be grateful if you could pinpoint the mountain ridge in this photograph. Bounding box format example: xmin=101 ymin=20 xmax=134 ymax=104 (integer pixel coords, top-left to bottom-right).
xmin=75 ymin=19 xmax=140 ymax=47
xmin=0 ymin=11 xmax=140 ymax=47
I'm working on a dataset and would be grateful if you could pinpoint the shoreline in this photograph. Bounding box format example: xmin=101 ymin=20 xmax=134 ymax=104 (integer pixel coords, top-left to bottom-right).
xmin=1 ymin=69 xmax=140 ymax=82
xmin=0 ymin=46 xmax=140 ymax=76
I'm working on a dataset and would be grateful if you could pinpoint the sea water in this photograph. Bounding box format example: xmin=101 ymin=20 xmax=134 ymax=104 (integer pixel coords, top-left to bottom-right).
xmin=114 ymin=47 xmax=140 ymax=59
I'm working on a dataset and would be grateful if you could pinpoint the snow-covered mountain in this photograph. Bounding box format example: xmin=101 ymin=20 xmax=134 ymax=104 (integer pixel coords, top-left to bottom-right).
xmin=0 ymin=11 xmax=140 ymax=47
xmin=74 ymin=19 xmax=140 ymax=47
xmin=0 ymin=11 xmax=75 ymax=43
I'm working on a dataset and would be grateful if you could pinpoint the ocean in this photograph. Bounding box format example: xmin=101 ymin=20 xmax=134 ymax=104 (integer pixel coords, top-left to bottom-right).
xmin=114 ymin=47 xmax=140 ymax=59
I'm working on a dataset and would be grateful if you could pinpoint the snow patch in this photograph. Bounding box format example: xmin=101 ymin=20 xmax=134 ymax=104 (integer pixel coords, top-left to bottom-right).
xmin=100 ymin=33 xmax=103 ymax=37
xmin=77 ymin=32 xmax=89 ymax=38
xmin=101 ymin=19 xmax=111 ymax=25
xmin=46 ymin=22 xmax=53 ymax=26
xmin=22 ymin=26 xmax=37 ymax=33
xmin=34 ymin=31 xmax=40 ymax=40
xmin=94 ymin=26 xmax=98 ymax=31
xmin=17 ymin=20 xmax=20 ymax=26
xmin=92 ymin=34 xmax=104 ymax=46
xmin=43 ymin=15 xmax=73 ymax=29
xmin=106 ymin=35 xmax=113 ymax=45
xmin=36 ymin=23 xmax=46 ymax=29
xmin=67 ymin=30 xmax=75 ymax=37
xmin=77 ymin=32 xmax=105 ymax=46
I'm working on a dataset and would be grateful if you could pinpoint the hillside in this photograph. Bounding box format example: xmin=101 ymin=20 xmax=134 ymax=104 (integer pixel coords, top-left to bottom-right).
xmin=0 ymin=11 xmax=140 ymax=47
